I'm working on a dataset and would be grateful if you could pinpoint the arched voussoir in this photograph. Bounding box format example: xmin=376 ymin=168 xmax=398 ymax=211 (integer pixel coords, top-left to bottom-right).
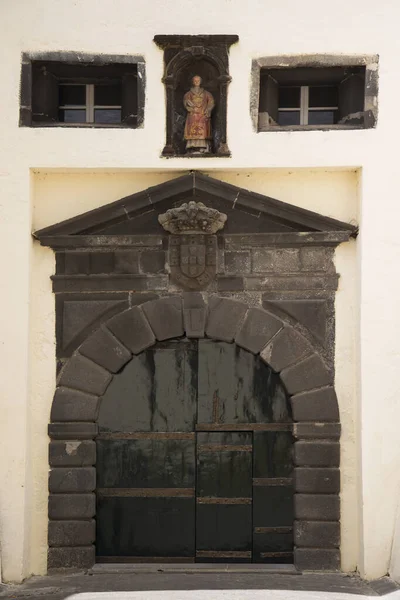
xmin=57 ymin=354 xmax=112 ymax=396
xmin=79 ymin=326 xmax=132 ymax=373
xmin=141 ymin=296 xmax=184 ymax=341
xmin=280 ymin=354 xmax=333 ymax=396
xmin=260 ymin=327 xmax=314 ymax=373
xmin=235 ymin=307 xmax=283 ymax=354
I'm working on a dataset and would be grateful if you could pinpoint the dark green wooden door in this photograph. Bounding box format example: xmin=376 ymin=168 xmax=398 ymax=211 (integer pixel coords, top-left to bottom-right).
xmin=96 ymin=339 xmax=293 ymax=563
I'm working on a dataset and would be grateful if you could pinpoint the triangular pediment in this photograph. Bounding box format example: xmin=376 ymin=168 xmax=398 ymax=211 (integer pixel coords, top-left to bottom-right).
xmin=34 ymin=172 xmax=357 ymax=246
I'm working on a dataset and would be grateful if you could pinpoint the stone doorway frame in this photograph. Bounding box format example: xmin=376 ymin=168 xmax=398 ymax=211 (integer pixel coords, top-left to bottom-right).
xmin=48 ymin=294 xmax=341 ymax=572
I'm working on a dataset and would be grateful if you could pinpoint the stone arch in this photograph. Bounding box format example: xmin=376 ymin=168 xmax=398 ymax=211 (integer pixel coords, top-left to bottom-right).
xmin=48 ymin=294 xmax=341 ymax=572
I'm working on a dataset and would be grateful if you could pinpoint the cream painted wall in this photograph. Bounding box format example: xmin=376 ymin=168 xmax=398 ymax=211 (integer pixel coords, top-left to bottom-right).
xmin=1 ymin=0 xmax=400 ymax=583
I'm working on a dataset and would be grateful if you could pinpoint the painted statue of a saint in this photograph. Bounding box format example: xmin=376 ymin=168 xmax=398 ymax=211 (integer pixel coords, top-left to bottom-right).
xmin=183 ymin=75 xmax=215 ymax=153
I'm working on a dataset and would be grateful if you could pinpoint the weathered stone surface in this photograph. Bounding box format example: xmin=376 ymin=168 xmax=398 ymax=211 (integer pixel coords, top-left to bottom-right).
xmin=49 ymin=468 xmax=96 ymax=493
xmin=57 ymin=354 xmax=112 ymax=396
xmin=182 ymin=293 xmax=207 ymax=338
xmin=140 ymin=250 xmax=165 ymax=274
xmin=235 ymin=308 xmax=282 ymax=354
xmin=48 ymin=520 xmax=96 ymax=547
xmin=48 ymin=546 xmax=95 ymax=570
xmin=114 ymin=250 xmax=139 ymax=274
xmin=261 ymin=328 xmax=313 ymax=372
xmin=300 ymin=247 xmax=334 ymax=272
xmin=294 ymin=468 xmax=340 ymax=494
xmin=50 ymin=388 xmax=100 ymax=422
xmin=293 ymin=423 xmax=341 ymax=439
xmin=48 ymin=494 xmax=96 ymax=520
xmin=142 ymin=297 xmax=184 ymax=340
xmin=217 ymin=276 xmax=244 ymax=291
xmin=294 ymin=520 xmax=340 ymax=548
xmin=206 ymin=297 xmax=248 ymax=342
xmin=291 ymin=387 xmax=339 ymax=422
xmin=294 ymin=442 xmax=340 ymax=467
xmin=294 ymin=548 xmax=340 ymax=571
xmin=65 ymin=252 xmax=90 ymax=275
xmin=79 ymin=327 xmax=132 ymax=373
xmin=107 ymin=306 xmax=156 ymax=354
xmin=294 ymin=494 xmax=340 ymax=521
xmin=49 ymin=441 xmax=96 ymax=467
xmin=48 ymin=423 xmax=98 ymax=440
xmin=90 ymin=252 xmax=114 ymax=274
xmin=280 ymin=354 xmax=332 ymax=395
xmin=252 ymin=248 xmax=300 ymax=273
xmin=263 ymin=298 xmax=328 ymax=347
xmin=224 ymin=251 xmax=251 ymax=274
xmin=52 ymin=274 xmax=168 ymax=293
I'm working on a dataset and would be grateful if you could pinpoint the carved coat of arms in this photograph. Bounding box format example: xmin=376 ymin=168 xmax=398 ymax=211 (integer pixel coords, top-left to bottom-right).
xmin=158 ymin=201 xmax=227 ymax=290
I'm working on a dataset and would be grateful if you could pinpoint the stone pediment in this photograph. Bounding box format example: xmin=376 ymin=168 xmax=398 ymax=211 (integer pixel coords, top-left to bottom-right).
xmin=34 ymin=172 xmax=357 ymax=247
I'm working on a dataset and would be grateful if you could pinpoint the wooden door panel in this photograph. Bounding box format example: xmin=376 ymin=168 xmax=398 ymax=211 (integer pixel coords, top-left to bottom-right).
xmin=253 ymin=431 xmax=293 ymax=478
xmin=96 ymin=496 xmax=195 ymax=559
xmin=196 ymin=504 xmax=252 ymax=561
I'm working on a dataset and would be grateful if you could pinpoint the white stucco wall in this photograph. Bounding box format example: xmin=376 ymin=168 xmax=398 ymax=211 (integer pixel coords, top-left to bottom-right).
xmin=1 ymin=0 xmax=400 ymax=583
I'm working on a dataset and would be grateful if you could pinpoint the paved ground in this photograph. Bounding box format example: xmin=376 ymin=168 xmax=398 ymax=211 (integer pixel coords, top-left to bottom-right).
xmin=0 ymin=568 xmax=398 ymax=600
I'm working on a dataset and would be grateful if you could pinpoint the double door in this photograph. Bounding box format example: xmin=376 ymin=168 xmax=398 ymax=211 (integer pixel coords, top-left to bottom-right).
xmin=96 ymin=339 xmax=293 ymax=563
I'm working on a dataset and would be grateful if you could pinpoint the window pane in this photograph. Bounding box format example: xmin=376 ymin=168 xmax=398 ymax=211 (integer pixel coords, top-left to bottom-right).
xmin=94 ymin=84 xmax=122 ymax=106
xmin=278 ymin=87 xmax=300 ymax=108
xmin=309 ymin=86 xmax=338 ymax=108
xmin=278 ymin=110 xmax=300 ymax=126
xmin=59 ymin=109 xmax=86 ymax=123
xmin=308 ymin=110 xmax=337 ymax=125
xmin=59 ymin=85 xmax=86 ymax=106
xmin=94 ymin=109 xmax=122 ymax=124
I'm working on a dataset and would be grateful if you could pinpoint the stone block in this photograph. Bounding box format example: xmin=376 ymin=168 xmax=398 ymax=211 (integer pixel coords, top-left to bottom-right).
xmin=217 ymin=276 xmax=244 ymax=291
xmin=49 ymin=441 xmax=96 ymax=467
xmin=291 ymin=387 xmax=339 ymax=422
xmin=142 ymin=297 xmax=184 ymax=341
xmin=300 ymin=247 xmax=334 ymax=272
xmin=294 ymin=423 xmax=341 ymax=439
xmin=294 ymin=468 xmax=340 ymax=494
xmin=114 ymin=250 xmax=139 ymax=274
xmin=294 ymin=494 xmax=340 ymax=521
xmin=48 ymin=546 xmax=95 ymax=570
xmin=65 ymin=252 xmax=90 ymax=275
xmin=48 ymin=423 xmax=98 ymax=440
xmin=90 ymin=252 xmax=114 ymax=274
xmin=294 ymin=441 xmax=340 ymax=467
xmin=79 ymin=327 xmax=132 ymax=373
xmin=294 ymin=520 xmax=340 ymax=548
xmin=49 ymin=494 xmax=96 ymax=520
xmin=107 ymin=306 xmax=156 ymax=354
xmin=49 ymin=467 xmax=96 ymax=493
xmin=235 ymin=307 xmax=282 ymax=354
xmin=206 ymin=297 xmax=248 ymax=342
xmin=224 ymin=251 xmax=251 ymax=274
xmin=183 ymin=293 xmax=207 ymax=338
xmin=48 ymin=520 xmax=96 ymax=547
xmin=294 ymin=548 xmax=340 ymax=571
xmin=140 ymin=250 xmax=165 ymax=274
xmin=252 ymin=248 xmax=300 ymax=273
xmin=129 ymin=293 xmax=160 ymax=306
xmin=261 ymin=328 xmax=313 ymax=372
xmin=50 ymin=388 xmax=100 ymax=422
xmin=263 ymin=298 xmax=329 ymax=346
xmin=280 ymin=354 xmax=332 ymax=395
xmin=58 ymin=354 xmax=112 ymax=396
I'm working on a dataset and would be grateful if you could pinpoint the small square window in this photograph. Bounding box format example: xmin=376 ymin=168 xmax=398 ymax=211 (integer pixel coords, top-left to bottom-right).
xmin=20 ymin=53 xmax=145 ymax=128
xmin=256 ymin=60 xmax=377 ymax=131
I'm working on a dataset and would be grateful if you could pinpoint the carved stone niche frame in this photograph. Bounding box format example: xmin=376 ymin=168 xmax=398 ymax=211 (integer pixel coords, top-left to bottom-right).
xmin=154 ymin=35 xmax=238 ymax=157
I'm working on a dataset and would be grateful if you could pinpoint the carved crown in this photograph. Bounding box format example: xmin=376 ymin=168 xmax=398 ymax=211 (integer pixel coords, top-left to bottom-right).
xmin=158 ymin=201 xmax=227 ymax=235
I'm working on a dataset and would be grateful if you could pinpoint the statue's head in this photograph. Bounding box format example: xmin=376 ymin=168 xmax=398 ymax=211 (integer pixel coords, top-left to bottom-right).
xmin=192 ymin=75 xmax=202 ymax=87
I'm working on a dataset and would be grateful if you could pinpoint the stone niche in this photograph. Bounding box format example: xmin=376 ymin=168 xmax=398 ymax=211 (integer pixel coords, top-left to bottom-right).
xmin=154 ymin=35 xmax=238 ymax=157
xmin=35 ymin=172 xmax=357 ymax=573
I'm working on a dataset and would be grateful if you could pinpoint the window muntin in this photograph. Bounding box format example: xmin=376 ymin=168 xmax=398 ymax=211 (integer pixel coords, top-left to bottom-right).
xmin=278 ymin=85 xmax=339 ymax=126
xmin=58 ymin=83 xmax=122 ymax=124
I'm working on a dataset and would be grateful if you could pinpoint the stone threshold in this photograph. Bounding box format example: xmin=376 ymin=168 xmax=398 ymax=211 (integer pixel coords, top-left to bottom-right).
xmin=90 ymin=563 xmax=298 ymax=575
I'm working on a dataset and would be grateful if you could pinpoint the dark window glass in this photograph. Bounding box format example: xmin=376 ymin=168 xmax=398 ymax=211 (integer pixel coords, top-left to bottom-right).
xmin=308 ymin=110 xmax=337 ymax=125
xmin=59 ymin=85 xmax=86 ymax=106
xmin=278 ymin=111 xmax=300 ymax=126
xmin=94 ymin=84 xmax=122 ymax=106
xmin=59 ymin=109 xmax=86 ymax=123
xmin=278 ymin=87 xmax=300 ymax=108
xmin=94 ymin=109 xmax=122 ymax=124
xmin=309 ymin=86 xmax=338 ymax=108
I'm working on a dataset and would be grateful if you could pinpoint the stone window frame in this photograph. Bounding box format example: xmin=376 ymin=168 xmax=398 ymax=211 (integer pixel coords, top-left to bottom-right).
xmin=19 ymin=51 xmax=145 ymax=129
xmin=250 ymin=54 xmax=379 ymax=132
